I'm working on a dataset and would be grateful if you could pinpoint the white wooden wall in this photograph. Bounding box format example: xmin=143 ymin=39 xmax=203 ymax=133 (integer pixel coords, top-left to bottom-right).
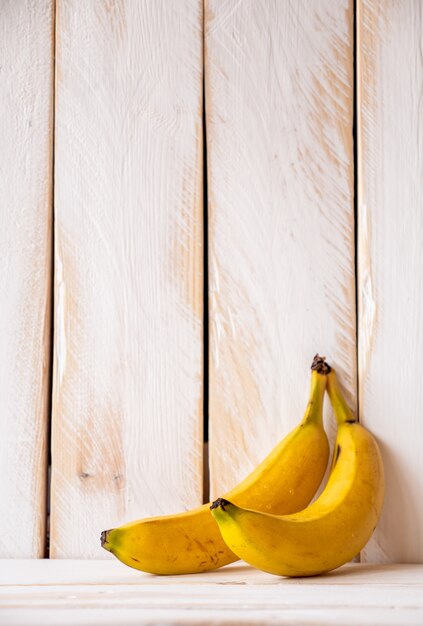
xmin=51 ymin=0 xmax=204 ymax=558
xmin=0 ymin=0 xmax=54 ymax=558
xmin=205 ymin=0 xmax=356 ymax=497
xmin=0 ymin=0 xmax=422 ymax=563
xmin=358 ymin=0 xmax=423 ymax=563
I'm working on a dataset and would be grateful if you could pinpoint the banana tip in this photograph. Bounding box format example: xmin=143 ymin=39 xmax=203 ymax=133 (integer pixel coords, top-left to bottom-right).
xmin=210 ymin=497 xmax=231 ymax=512
xmin=100 ymin=529 xmax=111 ymax=549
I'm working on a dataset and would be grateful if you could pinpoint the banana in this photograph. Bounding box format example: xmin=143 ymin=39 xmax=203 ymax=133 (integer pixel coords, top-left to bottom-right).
xmin=210 ymin=366 xmax=384 ymax=577
xmin=101 ymin=356 xmax=330 ymax=575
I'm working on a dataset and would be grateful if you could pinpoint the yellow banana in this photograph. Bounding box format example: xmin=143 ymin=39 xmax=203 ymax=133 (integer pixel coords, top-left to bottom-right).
xmin=210 ymin=366 xmax=384 ymax=577
xmin=101 ymin=356 xmax=330 ymax=574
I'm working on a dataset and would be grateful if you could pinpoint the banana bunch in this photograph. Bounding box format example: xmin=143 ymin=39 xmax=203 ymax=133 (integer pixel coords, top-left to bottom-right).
xmin=101 ymin=356 xmax=384 ymax=577
xmin=101 ymin=355 xmax=330 ymax=574
xmin=211 ymin=367 xmax=384 ymax=576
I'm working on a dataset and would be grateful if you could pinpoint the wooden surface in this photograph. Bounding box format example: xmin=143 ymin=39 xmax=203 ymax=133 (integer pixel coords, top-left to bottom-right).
xmin=51 ymin=0 xmax=204 ymax=558
xmin=357 ymin=0 xmax=423 ymax=562
xmin=205 ymin=0 xmax=356 ymax=498
xmin=1 ymin=560 xmax=423 ymax=625
xmin=0 ymin=1 xmax=53 ymax=557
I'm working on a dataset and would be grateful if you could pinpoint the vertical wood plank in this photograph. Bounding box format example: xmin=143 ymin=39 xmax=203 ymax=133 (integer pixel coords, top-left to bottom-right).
xmin=0 ymin=1 xmax=53 ymax=557
xmin=206 ymin=1 xmax=356 ymax=498
xmin=52 ymin=0 xmax=203 ymax=558
xmin=358 ymin=0 xmax=423 ymax=562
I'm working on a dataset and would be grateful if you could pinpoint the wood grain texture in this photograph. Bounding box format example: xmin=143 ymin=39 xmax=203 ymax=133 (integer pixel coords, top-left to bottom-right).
xmin=3 ymin=559 xmax=423 ymax=586
xmin=2 ymin=561 xmax=423 ymax=625
xmin=205 ymin=0 xmax=356 ymax=498
xmin=0 ymin=1 xmax=53 ymax=557
xmin=358 ymin=0 xmax=423 ymax=563
xmin=51 ymin=0 xmax=203 ymax=558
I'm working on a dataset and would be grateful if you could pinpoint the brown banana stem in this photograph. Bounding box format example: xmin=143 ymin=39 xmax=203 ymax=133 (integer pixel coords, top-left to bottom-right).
xmin=303 ymin=364 xmax=328 ymax=426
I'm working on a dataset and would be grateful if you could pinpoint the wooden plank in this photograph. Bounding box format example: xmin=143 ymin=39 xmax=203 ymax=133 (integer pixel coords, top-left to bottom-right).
xmin=51 ymin=0 xmax=203 ymax=558
xmin=2 ymin=608 xmax=423 ymax=626
xmin=1 ymin=562 xmax=423 ymax=626
xmin=2 ymin=583 xmax=423 ymax=610
xmin=2 ymin=559 xmax=423 ymax=587
xmin=358 ymin=0 xmax=423 ymax=562
xmin=205 ymin=0 xmax=356 ymax=497
xmin=0 ymin=1 xmax=53 ymax=557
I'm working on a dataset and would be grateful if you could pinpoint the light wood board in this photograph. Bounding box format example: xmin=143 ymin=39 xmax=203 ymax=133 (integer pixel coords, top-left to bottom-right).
xmin=358 ymin=0 xmax=423 ymax=562
xmin=51 ymin=0 xmax=204 ymax=558
xmin=0 ymin=0 xmax=54 ymax=557
xmin=1 ymin=560 xmax=423 ymax=625
xmin=205 ymin=0 xmax=356 ymax=498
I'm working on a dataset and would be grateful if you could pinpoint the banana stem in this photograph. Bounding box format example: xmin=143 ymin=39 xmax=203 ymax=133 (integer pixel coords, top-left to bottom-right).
xmin=303 ymin=369 xmax=327 ymax=426
xmin=327 ymin=369 xmax=356 ymax=425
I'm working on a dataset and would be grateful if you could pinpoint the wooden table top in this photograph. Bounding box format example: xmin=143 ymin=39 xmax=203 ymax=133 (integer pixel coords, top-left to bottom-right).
xmin=1 ymin=559 xmax=423 ymax=625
